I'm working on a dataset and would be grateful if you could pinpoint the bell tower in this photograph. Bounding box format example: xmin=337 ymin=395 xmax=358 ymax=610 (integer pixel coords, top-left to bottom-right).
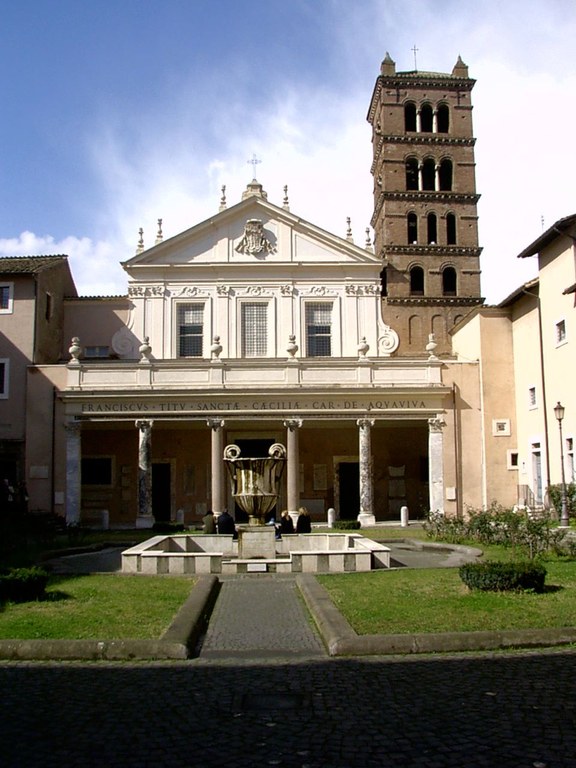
xmin=367 ymin=53 xmax=483 ymax=356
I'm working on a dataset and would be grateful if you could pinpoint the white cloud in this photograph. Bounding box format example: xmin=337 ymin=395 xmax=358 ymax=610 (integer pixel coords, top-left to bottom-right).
xmin=0 ymin=232 xmax=125 ymax=296
xmin=4 ymin=0 xmax=576 ymax=305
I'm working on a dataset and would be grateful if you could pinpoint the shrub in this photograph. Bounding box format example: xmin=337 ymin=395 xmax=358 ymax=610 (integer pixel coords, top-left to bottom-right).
xmin=458 ymin=560 xmax=547 ymax=593
xmin=422 ymin=511 xmax=468 ymax=543
xmin=0 ymin=566 xmax=49 ymax=603
xmin=547 ymin=483 xmax=576 ymax=518
xmin=425 ymin=505 xmax=566 ymax=560
xmin=332 ymin=519 xmax=361 ymax=530
xmin=152 ymin=522 xmax=186 ymax=534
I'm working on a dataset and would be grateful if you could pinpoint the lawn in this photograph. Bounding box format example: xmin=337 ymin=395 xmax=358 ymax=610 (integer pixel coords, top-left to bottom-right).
xmin=317 ymin=559 xmax=576 ymax=635
xmin=0 ymin=574 xmax=195 ymax=640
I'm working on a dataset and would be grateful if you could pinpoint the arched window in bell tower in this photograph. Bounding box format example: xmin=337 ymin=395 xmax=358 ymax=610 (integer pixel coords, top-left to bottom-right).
xmin=404 ymin=102 xmax=417 ymax=132
xmin=437 ymin=103 xmax=450 ymax=133
xmin=422 ymin=158 xmax=435 ymax=191
xmin=439 ymin=159 xmax=453 ymax=191
xmin=446 ymin=213 xmax=457 ymax=245
xmin=405 ymin=157 xmax=419 ymax=190
xmin=407 ymin=212 xmax=418 ymax=244
xmin=442 ymin=266 xmax=457 ymax=296
xmin=420 ymin=103 xmax=433 ymax=132
xmin=427 ymin=213 xmax=437 ymax=244
xmin=410 ymin=265 xmax=425 ymax=295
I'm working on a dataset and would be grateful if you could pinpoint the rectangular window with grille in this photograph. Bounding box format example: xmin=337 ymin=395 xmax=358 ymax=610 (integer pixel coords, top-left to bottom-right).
xmin=177 ymin=303 xmax=203 ymax=357
xmin=241 ymin=302 xmax=267 ymax=357
xmin=306 ymin=302 xmax=332 ymax=357
xmin=0 ymin=284 xmax=13 ymax=313
xmin=555 ymin=319 xmax=567 ymax=345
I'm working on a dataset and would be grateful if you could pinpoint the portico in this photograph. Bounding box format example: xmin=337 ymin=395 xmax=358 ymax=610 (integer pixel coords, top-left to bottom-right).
xmin=61 ymin=367 xmax=450 ymax=527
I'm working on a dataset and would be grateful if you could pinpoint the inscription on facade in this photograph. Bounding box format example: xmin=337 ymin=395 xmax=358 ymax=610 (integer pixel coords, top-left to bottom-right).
xmin=80 ymin=398 xmax=429 ymax=414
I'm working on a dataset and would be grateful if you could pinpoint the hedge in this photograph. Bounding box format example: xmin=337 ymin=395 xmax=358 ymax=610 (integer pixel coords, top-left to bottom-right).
xmin=0 ymin=566 xmax=49 ymax=603
xmin=458 ymin=560 xmax=547 ymax=592
xmin=332 ymin=519 xmax=361 ymax=530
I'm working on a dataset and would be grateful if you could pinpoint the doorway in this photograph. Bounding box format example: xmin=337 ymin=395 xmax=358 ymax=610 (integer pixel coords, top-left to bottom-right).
xmin=152 ymin=463 xmax=171 ymax=522
xmin=338 ymin=462 xmax=359 ymax=519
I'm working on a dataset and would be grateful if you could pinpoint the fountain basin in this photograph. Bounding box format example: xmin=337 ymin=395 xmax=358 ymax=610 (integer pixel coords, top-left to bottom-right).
xmin=122 ymin=531 xmax=390 ymax=574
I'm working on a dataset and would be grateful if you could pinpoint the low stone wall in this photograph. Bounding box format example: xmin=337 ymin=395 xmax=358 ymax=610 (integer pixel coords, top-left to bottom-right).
xmin=121 ymin=533 xmax=390 ymax=574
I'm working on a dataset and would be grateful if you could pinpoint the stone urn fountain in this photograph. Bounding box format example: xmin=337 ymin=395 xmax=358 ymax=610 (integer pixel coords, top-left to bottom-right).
xmin=223 ymin=443 xmax=286 ymax=526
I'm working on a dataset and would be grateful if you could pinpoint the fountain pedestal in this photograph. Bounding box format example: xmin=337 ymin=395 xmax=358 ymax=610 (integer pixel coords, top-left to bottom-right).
xmin=238 ymin=526 xmax=276 ymax=559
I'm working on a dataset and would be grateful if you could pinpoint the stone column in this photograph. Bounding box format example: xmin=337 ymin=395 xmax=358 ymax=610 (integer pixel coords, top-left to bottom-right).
xmin=432 ymin=108 xmax=438 ymax=133
xmin=208 ymin=419 xmax=225 ymax=514
xmin=416 ymin=108 xmax=422 ymax=133
xmin=135 ymin=419 xmax=154 ymax=528
xmin=418 ymin=162 xmax=423 ymax=191
xmin=357 ymin=418 xmax=376 ymax=527
xmin=65 ymin=420 xmax=82 ymax=525
xmin=428 ymin=416 xmax=446 ymax=514
xmin=435 ymin=163 xmax=440 ymax=191
xmin=284 ymin=418 xmax=302 ymax=526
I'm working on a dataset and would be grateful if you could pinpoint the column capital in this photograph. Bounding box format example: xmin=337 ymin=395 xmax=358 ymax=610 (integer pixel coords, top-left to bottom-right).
xmin=135 ymin=419 xmax=154 ymax=432
xmin=428 ymin=417 xmax=446 ymax=433
xmin=357 ymin=418 xmax=375 ymax=428
xmin=207 ymin=418 xmax=225 ymax=430
xmin=64 ymin=419 xmax=82 ymax=436
xmin=284 ymin=418 xmax=303 ymax=430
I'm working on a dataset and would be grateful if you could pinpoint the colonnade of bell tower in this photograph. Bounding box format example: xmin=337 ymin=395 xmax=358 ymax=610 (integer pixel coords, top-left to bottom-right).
xmin=367 ymin=52 xmax=483 ymax=356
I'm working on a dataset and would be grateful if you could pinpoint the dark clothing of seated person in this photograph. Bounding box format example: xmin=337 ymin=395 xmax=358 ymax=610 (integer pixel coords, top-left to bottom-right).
xmin=217 ymin=510 xmax=237 ymax=537
xmin=279 ymin=510 xmax=295 ymax=534
xmin=296 ymin=508 xmax=312 ymax=534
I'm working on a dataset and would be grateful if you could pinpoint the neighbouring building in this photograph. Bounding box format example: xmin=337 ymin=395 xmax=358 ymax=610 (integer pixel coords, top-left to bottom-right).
xmin=1 ymin=55 xmax=573 ymax=528
xmin=0 ymin=256 xmax=76 ymax=487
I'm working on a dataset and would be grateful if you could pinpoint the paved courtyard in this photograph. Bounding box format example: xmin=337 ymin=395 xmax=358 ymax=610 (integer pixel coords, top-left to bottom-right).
xmin=3 ymin=543 xmax=575 ymax=767
xmin=2 ymin=650 xmax=576 ymax=767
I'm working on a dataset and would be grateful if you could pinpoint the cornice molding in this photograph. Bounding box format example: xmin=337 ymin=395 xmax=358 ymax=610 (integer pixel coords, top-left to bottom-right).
xmin=384 ymin=296 xmax=484 ymax=307
xmin=383 ymin=245 xmax=482 ymax=257
xmin=382 ymin=191 xmax=480 ymax=204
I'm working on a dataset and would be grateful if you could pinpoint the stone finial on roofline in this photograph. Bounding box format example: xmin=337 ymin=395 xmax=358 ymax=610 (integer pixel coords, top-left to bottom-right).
xmin=380 ymin=51 xmax=396 ymax=75
xmin=365 ymin=228 xmax=373 ymax=251
xmin=452 ymin=55 xmax=469 ymax=78
xmin=287 ymin=334 xmax=298 ymax=359
xmin=219 ymin=185 xmax=227 ymax=211
xmin=283 ymin=185 xmax=290 ymax=211
xmin=346 ymin=217 xmax=354 ymax=243
xmin=136 ymin=228 xmax=144 ymax=255
xmin=139 ymin=336 xmax=152 ymax=363
xmin=155 ymin=219 xmax=163 ymax=245
xmin=68 ymin=337 xmax=81 ymax=364
xmin=358 ymin=336 xmax=370 ymax=360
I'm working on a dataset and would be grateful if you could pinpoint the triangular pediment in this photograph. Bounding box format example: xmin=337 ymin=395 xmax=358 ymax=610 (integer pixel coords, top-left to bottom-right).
xmin=122 ymin=193 xmax=380 ymax=280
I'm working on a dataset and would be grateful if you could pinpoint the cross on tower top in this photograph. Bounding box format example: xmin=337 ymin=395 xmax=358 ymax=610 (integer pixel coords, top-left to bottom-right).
xmin=411 ymin=44 xmax=419 ymax=71
xmin=247 ymin=153 xmax=261 ymax=180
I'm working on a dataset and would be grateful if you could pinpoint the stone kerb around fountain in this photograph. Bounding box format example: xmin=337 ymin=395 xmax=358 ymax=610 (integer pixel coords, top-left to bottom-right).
xmin=121 ymin=531 xmax=390 ymax=575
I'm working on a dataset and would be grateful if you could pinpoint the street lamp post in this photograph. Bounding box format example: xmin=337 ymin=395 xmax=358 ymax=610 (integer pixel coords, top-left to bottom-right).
xmin=554 ymin=401 xmax=570 ymax=528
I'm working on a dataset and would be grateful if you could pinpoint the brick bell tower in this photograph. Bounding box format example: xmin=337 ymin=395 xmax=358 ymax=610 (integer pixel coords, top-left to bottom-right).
xmin=367 ymin=52 xmax=483 ymax=356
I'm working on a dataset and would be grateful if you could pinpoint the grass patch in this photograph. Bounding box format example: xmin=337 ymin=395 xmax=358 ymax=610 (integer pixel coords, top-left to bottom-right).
xmin=0 ymin=574 xmax=195 ymax=640
xmin=317 ymin=560 xmax=576 ymax=635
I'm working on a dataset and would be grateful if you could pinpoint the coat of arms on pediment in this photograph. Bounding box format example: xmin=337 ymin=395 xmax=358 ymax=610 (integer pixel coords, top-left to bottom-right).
xmin=235 ymin=219 xmax=276 ymax=256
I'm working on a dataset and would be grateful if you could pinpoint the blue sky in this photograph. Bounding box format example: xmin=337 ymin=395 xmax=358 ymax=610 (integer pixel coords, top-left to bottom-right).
xmin=0 ymin=0 xmax=575 ymax=302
